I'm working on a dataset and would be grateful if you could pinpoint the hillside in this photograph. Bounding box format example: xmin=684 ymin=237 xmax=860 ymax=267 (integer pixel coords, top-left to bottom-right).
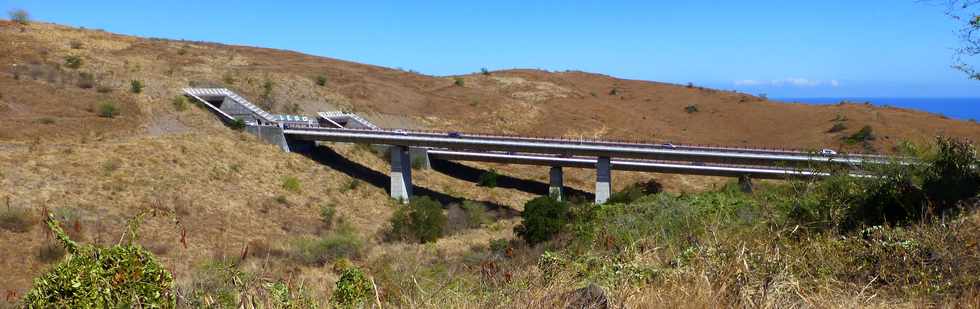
xmin=1 ymin=21 xmax=979 ymax=307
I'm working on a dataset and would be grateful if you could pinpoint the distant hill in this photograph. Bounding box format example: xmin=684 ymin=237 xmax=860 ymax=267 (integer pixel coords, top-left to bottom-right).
xmin=2 ymin=21 xmax=977 ymax=152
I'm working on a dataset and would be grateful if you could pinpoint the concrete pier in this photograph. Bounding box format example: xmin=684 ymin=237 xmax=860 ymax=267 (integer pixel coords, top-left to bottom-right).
xmin=549 ymin=166 xmax=564 ymax=201
xmin=390 ymin=146 xmax=413 ymax=203
xmin=595 ymin=156 xmax=611 ymax=204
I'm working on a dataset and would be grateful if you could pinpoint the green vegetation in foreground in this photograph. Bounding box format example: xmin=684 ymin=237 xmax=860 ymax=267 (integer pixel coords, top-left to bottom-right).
xmin=17 ymin=137 xmax=979 ymax=307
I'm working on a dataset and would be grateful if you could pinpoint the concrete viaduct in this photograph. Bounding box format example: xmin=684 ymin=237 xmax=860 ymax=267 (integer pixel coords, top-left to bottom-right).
xmin=183 ymin=88 xmax=885 ymax=204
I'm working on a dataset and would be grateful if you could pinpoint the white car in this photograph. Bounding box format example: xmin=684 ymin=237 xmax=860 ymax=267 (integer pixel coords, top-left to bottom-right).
xmin=394 ymin=129 xmax=409 ymax=135
xmin=662 ymin=143 xmax=677 ymax=149
xmin=819 ymin=148 xmax=838 ymax=156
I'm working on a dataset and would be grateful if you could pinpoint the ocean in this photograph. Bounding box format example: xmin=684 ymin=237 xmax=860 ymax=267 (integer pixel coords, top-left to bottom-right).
xmin=774 ymin=97 xmax=980 ymax=121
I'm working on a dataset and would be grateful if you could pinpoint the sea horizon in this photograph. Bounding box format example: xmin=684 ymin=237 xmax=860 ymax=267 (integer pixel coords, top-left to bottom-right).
xmin=774 ymin=97 xmax=980 ymax=121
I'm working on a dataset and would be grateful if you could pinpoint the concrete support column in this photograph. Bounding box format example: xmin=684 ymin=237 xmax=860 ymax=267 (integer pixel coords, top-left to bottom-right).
xmin=595 ymin=157 xmax=612 ymax=204
xmin=549 ymin=166 xmax=564 ymax=201
xmin=390 ymin=146 xmax=412 ymax=203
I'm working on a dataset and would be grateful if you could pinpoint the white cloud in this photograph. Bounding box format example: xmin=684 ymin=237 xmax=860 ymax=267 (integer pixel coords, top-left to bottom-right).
xmin=733 ymin=78 xmax=841 ymax=87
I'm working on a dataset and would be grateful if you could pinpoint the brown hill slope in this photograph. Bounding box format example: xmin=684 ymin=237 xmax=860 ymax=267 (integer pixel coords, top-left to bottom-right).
xmin=2 ymin=21 xmax=977 ymax=151
xmin=1 ymin=20 xmax=980 ymax=305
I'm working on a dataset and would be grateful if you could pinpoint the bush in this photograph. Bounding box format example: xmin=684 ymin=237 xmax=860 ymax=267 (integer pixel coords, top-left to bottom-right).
xmin=76 ymin=72 xmax=95 ymax=89
xmin=290 ymin=228 xmax=364 ymax=266
xmin=0 ymin=206 xmax=34 ymax=233
xmin=845 ymin=125 xmax=876 ymax=144
xmin=827 ymin=122 xmax=847 ymax=133
xmin=129 ymin=80 xmax=144 ymax=93
xmin=922 ymin=137 xmax=979 ymax=211
xmin=172 ymin=95 xmax=189 ymax=111
xmin=388 ymin=196 xmax=447 ymax=243
xmin=95 ymin=84 xmax=113 ymax=93
xmin=64 ymin=56 xmax=83 ymax=69
xmin=320 ymin=204 xmax=337 ymax=228
xmin=315 ymin=75 xmax=327 ymax=86
xmin=684 ymin=105 xmax=699 ymax=113
xmin=69 ymin=40 xmax=83 ymax=49
xmin=454 ymin=77 xmax=465 ymax=87
xmin=282 ymin=176 xmax=301 ymax=193
xmin=96 ymin=101 xmax=118 ymax=118
xmin=8 ymin=9 xmax=29 ymax=25
xmin=331 ymin=267 xmax=373 ymax=308
xmin=24 ymin=215 xmax=175 ymax=307
xmin=229 ymin=118 xmax=246 ymax=130
xmin=515 ymin=196 xmax=569 ymax=245
xmin=477 ymin=169 xmax=499 ymax=188
xmin=481 ymin=67 xmax=491 ymax=75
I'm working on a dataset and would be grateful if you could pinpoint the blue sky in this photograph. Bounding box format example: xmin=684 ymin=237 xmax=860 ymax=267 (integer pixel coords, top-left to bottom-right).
xmin=3 ymin=0 xmax=979 ymax=98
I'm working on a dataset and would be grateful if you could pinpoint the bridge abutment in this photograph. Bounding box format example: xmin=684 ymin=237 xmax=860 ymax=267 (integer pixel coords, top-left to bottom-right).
xmin=390 ymin=145 xmax=413 ymax=203
xmin=595 ymin=156 xmax=612 ymax=204
xmin=549 ymin=166 xmax=564 ymax=201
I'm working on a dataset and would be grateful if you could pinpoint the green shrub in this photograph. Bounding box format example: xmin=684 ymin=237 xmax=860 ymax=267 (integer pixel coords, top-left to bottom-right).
xmin=477 ymin=169 xmax=499 ymax=188
xmin=845 ymin=125 xmax=876 ymax=144
xmin=172 ymin=95 xmax=189 ymax=111
xmin=24 ymin=215 xmax=175 ymax=307
xmin=828 ymin=122 xmax=847 ymax=133
xmin=96 ymin=101 xmax=118 ymax=118
xmin=454 ymin=77 xmax=465 ymax=87
xmin=331 ymin=267 xmax=373 ymax=308
xmin=9 ymin=9 xmax=29 ymax=25
xmin=290 ymin=228 xmax=364 ymax=266
xmin=0 ymin=206 xmax=34 ymax=233
xmin=922 ymin=137 xmax=979 ymax=211
xmin=461 ymin=201 xmax=491 ymax=228
xmin=515 ymin=196 xmax=569 ymax=245
xmin=229 ymin=118 xmax=246 ymax=130
xmin=129 ymin=80 xmax=144 ymax=93
xmin=320 ymin=204 xmax=337 ymax=229
xmin=282 ymin=176 xmax=301 ymax=193
xmin=64 ymin=55 xmax=83 ymax=69
xmin=480 ymin=68 xmax=490 ymax=75
xmin=388 ymin=196 xmax=447 ymax=243
xmin=315 ymin=75 xmax=327 ymax=86
xmin=684 ymin=105 xmax=699 ymax=113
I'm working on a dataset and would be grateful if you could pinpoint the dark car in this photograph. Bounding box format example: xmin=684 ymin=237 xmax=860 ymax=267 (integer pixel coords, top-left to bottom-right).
xmin=448 ymin=132 xmax=461 ymax=138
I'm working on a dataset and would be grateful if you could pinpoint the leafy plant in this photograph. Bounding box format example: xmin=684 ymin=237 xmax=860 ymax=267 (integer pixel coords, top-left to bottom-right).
xmin=23 ymin=213 xmax=176 ymax=307
xmin=388 ymin=196 xmax=447 ymax=243
xmin=845 ymin=125 xmax=876 ymax=144
xmin=97 ymin=101 xmax=118 ymax=118
xmin=331 ymin=267 xmax=373 ymax=308
xmin=320 ymin=204 xmax=337 ymax=229
xmin=229 ymin=118 xmax=246 ymax=130
xmin=130 ymin=80 xmax=144 ymax=93
xmin=515 ymin=196 xmax=569 ymax=245
xmin=64 ymin=55 xmax=83 ymax=69
xmin=290 ymin=227 xmax=364 ymax=266
xmin=315 ymin=75 xmax=327 ymax=86
xmin=684 ymin=105 xmax=699 ymax=114
xmin=454 ymin=77 xmax=465 ymax=87
xmin=478 ymin=169 xmax=499 ymax=188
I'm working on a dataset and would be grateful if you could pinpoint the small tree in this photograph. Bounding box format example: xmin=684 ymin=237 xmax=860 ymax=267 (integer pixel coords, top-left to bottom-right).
xmin=388 ymin=196 xmax=447 ymax=243
xmin=8 ymin=9 xmax=29 ymax=25
xmin=315 ymin=75 xmax=327 ymax=86
xmin=130 ymin=80 xmax=144 ymax=94
xmin=478 ymin=169 xmax=499 ymax=188
xmin=515 ymin=196 xmax=569 ymax=245
xmin=454 ymin=77 xmax=465 ymax=87
xmin=480 ymin=68 xmax=491 ymax=75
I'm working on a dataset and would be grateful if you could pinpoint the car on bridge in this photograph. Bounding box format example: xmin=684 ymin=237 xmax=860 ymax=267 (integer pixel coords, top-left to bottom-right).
xmin=820 ymin=148 xmax=838 ymax=156
xmin=447 ymin=132 xmax=462 ymax=138
xmin=662 ymin=143 xmax=676 ymax=149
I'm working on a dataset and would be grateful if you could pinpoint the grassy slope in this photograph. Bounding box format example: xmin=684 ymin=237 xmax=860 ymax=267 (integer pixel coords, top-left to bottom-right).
xmin=1 ymin=20 xmax=978 ymax=306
